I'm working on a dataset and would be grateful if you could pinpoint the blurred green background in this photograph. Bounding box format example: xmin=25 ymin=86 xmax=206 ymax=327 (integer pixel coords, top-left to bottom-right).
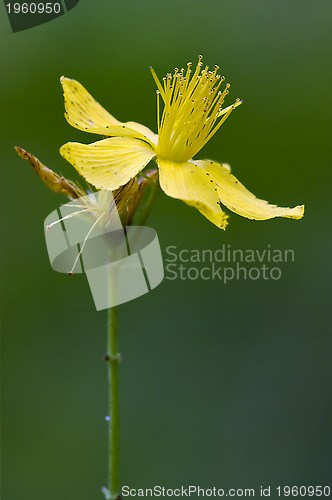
xmin=1 ymin=1 xmax=331 ymax=499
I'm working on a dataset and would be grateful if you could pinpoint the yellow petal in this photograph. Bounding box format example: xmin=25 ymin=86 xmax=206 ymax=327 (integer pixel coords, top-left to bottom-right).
xmin=193 ymin=160 xmax=305 ymax=220
xmin=157 ymin=158 xmax=228 ymax=229
xmin=60 ymin=137 xmax=155 ymax=190
xmin=122 ymin=121 xmax=158 ymax=146
xmin=60 ymin=77 xmax=158 ymax=146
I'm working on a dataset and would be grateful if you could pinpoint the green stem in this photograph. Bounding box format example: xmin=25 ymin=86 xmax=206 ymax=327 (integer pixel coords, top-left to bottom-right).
xmin=106 ymin=305 xmax=120 ymax=499
xmin=134 ymin=180 xmax=160 ymax=227
xmin=102 ymin=173 xmax=159 ymax=499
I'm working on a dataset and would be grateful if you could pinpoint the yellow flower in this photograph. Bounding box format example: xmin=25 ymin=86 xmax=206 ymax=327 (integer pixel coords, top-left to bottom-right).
xmin=60 ymin=56 xmax=304 ymax=230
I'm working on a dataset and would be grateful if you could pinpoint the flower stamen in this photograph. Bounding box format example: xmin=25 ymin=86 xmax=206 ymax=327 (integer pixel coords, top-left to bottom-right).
xmin=150 ymin=56 xmax=242 ymax=163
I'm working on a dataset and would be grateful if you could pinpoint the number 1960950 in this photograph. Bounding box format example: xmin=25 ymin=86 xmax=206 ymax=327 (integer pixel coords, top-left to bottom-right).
xmin=6 ymin=3 xmax=62 ymax=14
xmin=277 ymin=485 xmax=331 ymax=497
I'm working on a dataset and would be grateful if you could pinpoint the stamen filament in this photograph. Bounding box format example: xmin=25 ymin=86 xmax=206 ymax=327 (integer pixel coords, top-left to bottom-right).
xmin=69 ymin=211 xmax=106 ymax=274
xmin=45 ymin=208 xmax=90 ymax=231
xmin=150 ymin=67 xmax=165 ymax=99
xmin=156 ymin=91 xmax=160 ymax=135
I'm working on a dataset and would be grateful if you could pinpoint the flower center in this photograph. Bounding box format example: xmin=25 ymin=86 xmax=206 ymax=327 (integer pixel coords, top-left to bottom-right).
xmin=150 ymin=56 xmax=242 ymax=163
